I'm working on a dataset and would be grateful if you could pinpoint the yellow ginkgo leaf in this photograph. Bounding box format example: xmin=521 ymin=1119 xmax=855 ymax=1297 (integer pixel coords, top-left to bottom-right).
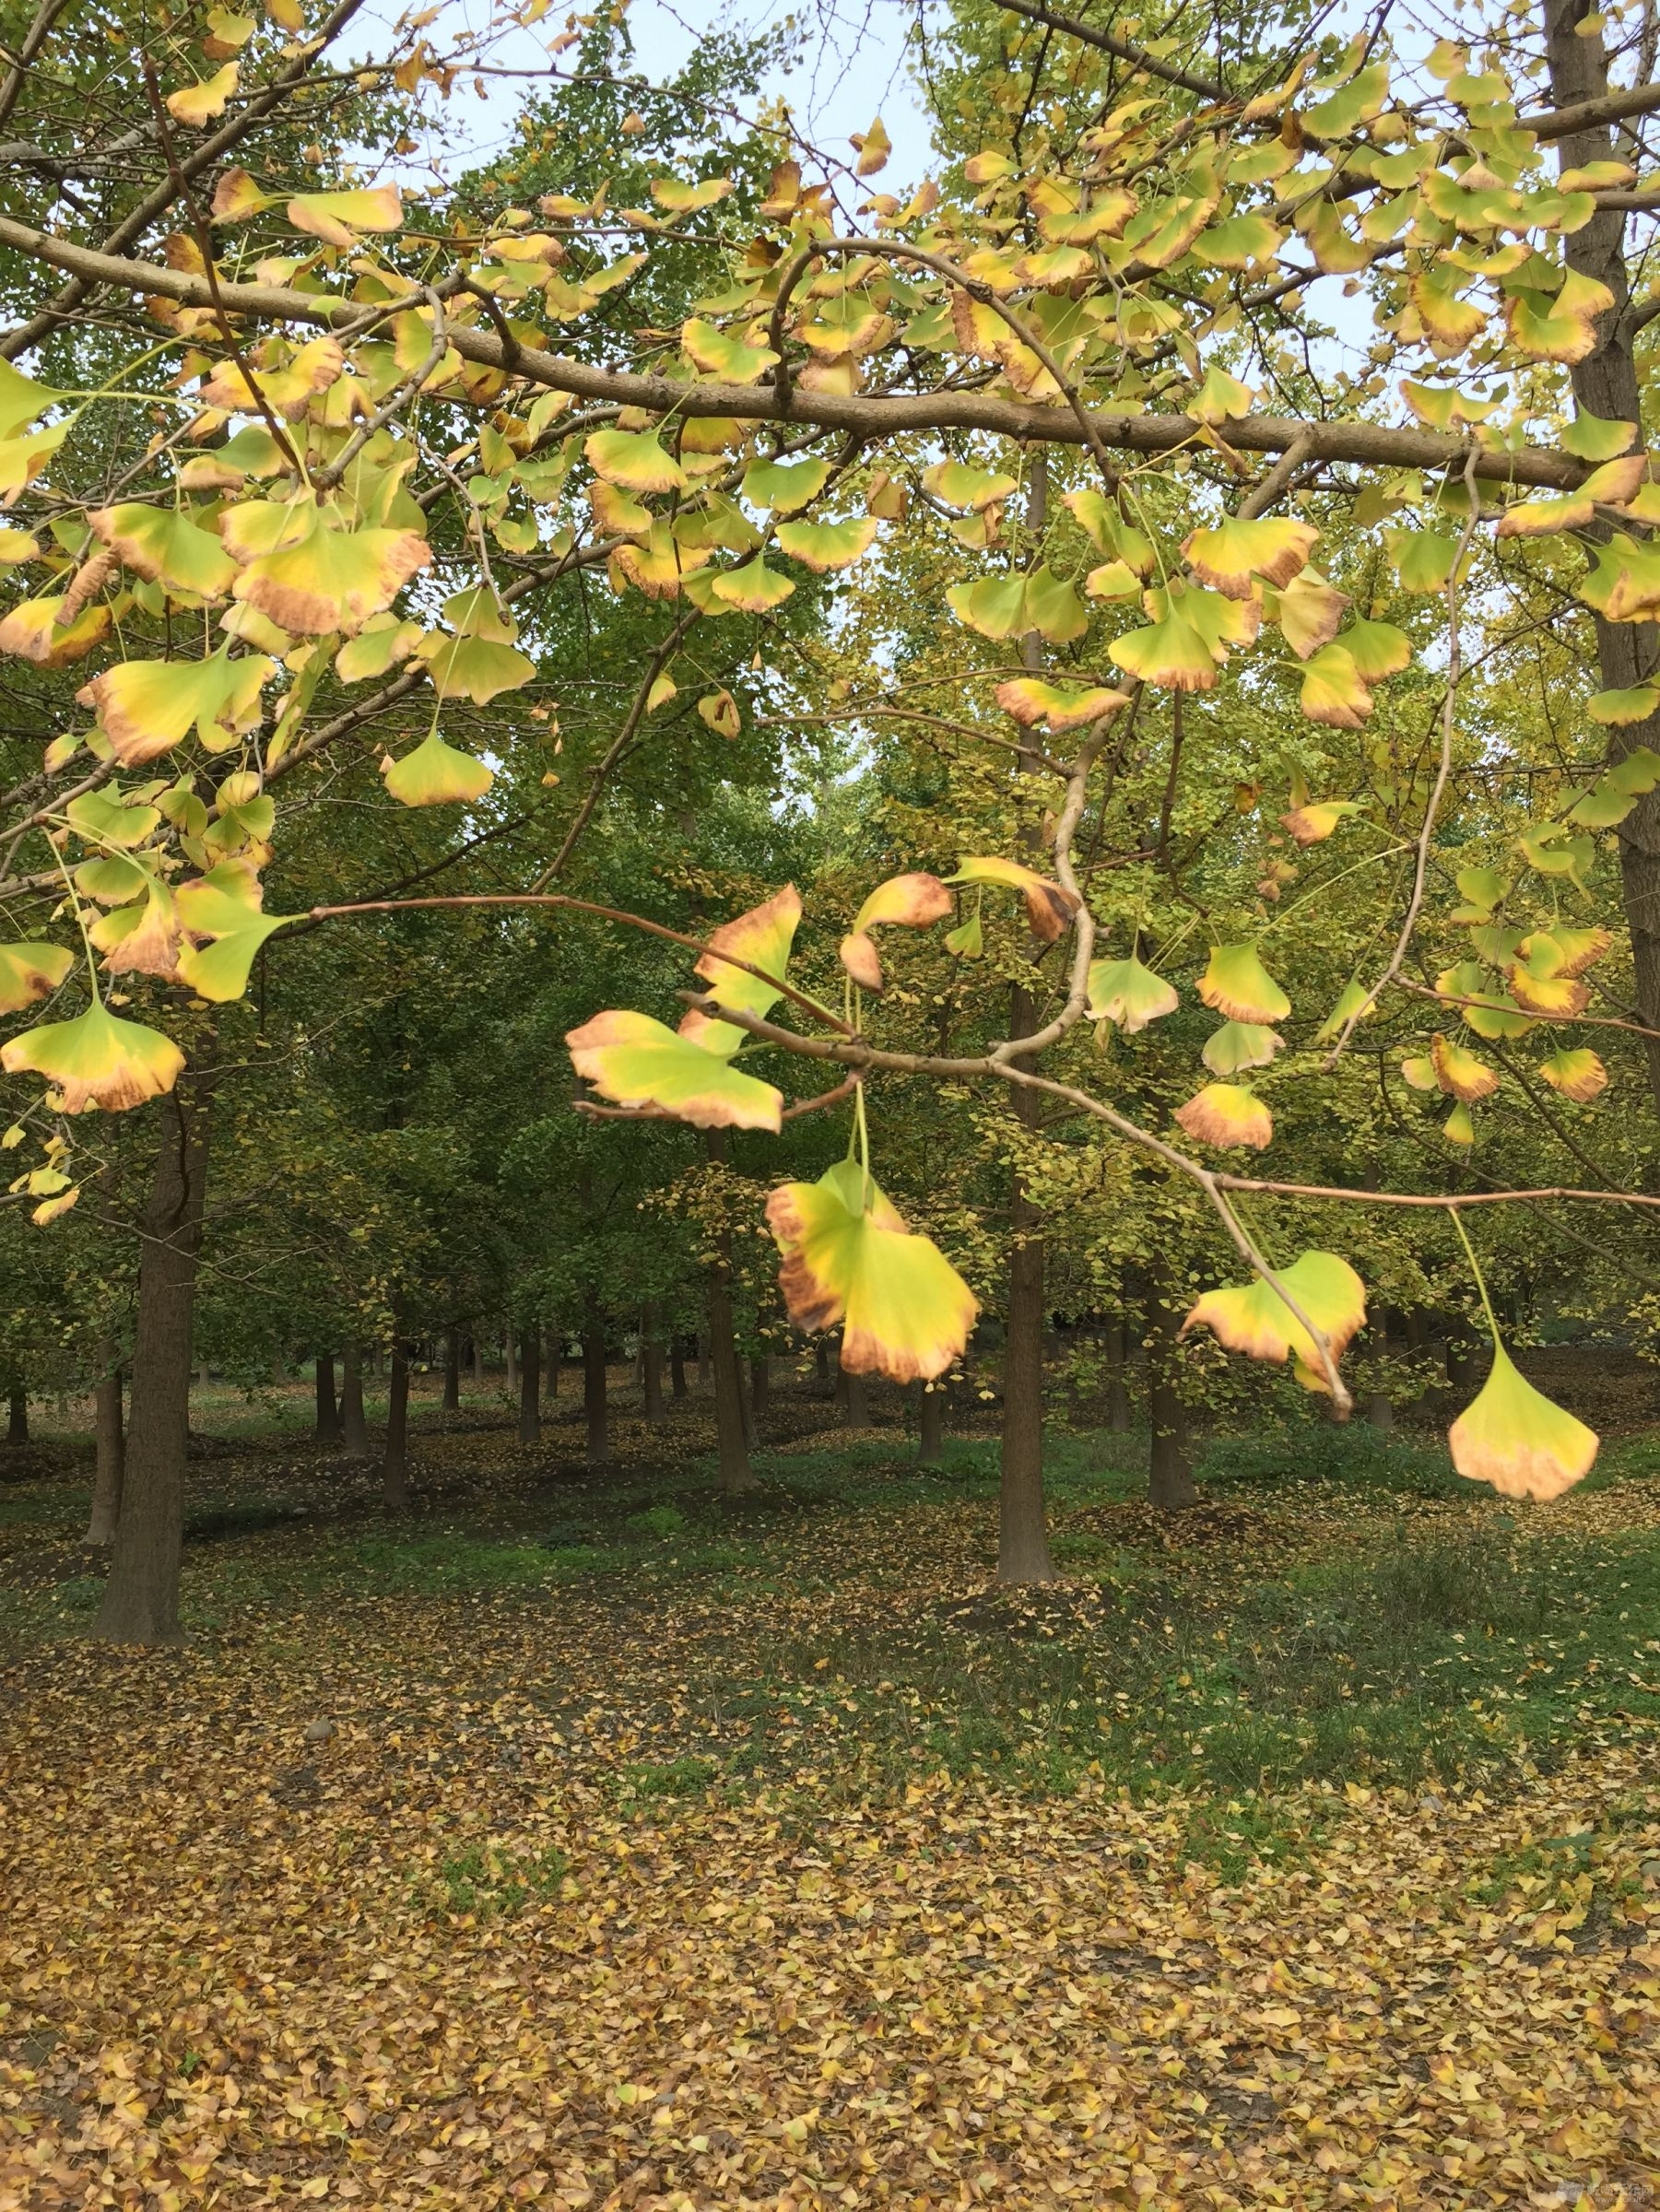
xmin=1087 ymin=955 xmax=1178 ymax=1033
xmin=165 ymin=61 xmax=238 ymax=125
xmin=0 ymin=942 xmax=74 ymax=1013
xmin=1430 ymin=1031 xmax=1500 ymax=1102
xmin=1174 ymin=1083 xmax=1273 ymax=1149
xmin=88 ymin=504 xmax=238 ymax=598
xmin=766 ymin=1160 xmax=977 ymax=1381
xmin=1183 ymin=1251 xmax=1367 ymax=1383
xmin=1538 ymin=1046 xmax=1607 ymax=1101
xmin=1449 ymin=1343 xmax=1597 ymax=1500
xmin=1182 ymin=516 xmax=1319 ymax=599
xmin=680 ymin=884 xmax=802 ymax=1054
xmin=995 ymin=677 xmax=1132 ymax=732
xmin=587 ymin=428 xmax=689 ymax=495
xmin=567 ymin=1010 xmax=782 ymax=1131
xmin=947 ymin=856 xmax=1080 ymax=942
xmin=286 ymin=185 xmax=404 ymax=247
xmin=380 ymin=731 xmax=493 ymax=808
xmin=0 ymin=1000 xmax=185 ymax=1113
xmin=1199 ymin=943 xmax=1289 ymax=1024
xmin=232 ymin=512 xmax=430 ymax=635
xmin=78 ymin=651 xmax=271 ymax=767
xmin=840 ymin=873 xmax=953 ymax=992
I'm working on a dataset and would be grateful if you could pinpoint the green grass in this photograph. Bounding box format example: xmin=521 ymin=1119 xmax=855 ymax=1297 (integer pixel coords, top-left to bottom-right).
xmin=423 ymin=1842 xmax=571 ymax=1918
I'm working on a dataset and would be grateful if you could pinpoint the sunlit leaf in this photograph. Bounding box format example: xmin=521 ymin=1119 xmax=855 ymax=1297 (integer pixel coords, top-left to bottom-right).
xmin=1300 ymin=643 xmax=1373 ymax=728
xmin=418 ymin=630 xmax=536 ymax=703
xmin=0 ymin=359 xmax=65 ymax=441
xmin=1449 ymin=1343 xmax=1597 ymax=1500
xmin=88 ymin=503 xmax=237 ymax=599
xmin=995 ymin=677 xmax=1130 ymax=732
xmin=922 ymin=462 xmax=1017 ymax=512
xmin=1087 ymin=955 xmax=1178 ymax=1033
xmin=77 ymin=650 xmax=271 ymax=767
xmin=165 ymin=61 xmax=238 ymax=124
xmin=681 ymin=319 xmax=778 ymax=382
xmin=232 ymin=511 xmax=430 ymax=635
xmin=1430 ymin=1030 xmax=1500 ymax=1101
xmin=1174 ymin=1083 xmax=1273 ymax=1150
xmin=766 ymin=1159 xmax=977 ymax=1381
xmin=586 ymin=428 xmax=688 ymax=494
xmin=840 ymin=873 xmax=952 ymax=993
xmin=948 ymin=856 xmax=1079 ymax=941
xmin=1183 ymin=1252 xmax=1366 ymax=1389
xmin=0 ymin=942 xmax=73 ymax=1013
xmin=0 ymin=594 xmax=110 ymax=666
xmin=1340 ymin=617 xmax=1413 ymax=685
xmin=1314 ymin=980 xmax=1375 ymax=1043
xmin=743 ymin=456 xmax=830 ymax=512
xmin=1587 ymin=685 xmax=1660 ymax=726
xmin=1183 ymin=516 xmax=1318 ymax=599
xmin=1562 ymin=410 xmax=1636 ymax=462
xmin=380 ymin=730 xmax=493 ymax=807
xmin=1202 ymin=1020 xmax=1282 ymax=1076
xmin=567 ymin=1009 xmax=781 ymax=1131
xmin=710 ymin=558 xmax=795 ymax=612
xmin=173 ymin=861 xmax=295 ymax=1000
xmin=650 ymin=176 xmax=734 ymax=213
xmin=1198 ymin=943 xmax=1290 ymax=1024
xmin=0 ymin=999 xmax=184 ymax=1113
xmin=1437 ymin=959 xmax=1534 ymax=1040
xmin=287 ymin=185 xmax=405 ymax=247
xmin=1538 ymin=1045 xmax=1607 ymax=1101
xmin=774 ymin=517 xmax=878 ymax=571
xmin=1281 ymin=797 xmax=1362 ymax=845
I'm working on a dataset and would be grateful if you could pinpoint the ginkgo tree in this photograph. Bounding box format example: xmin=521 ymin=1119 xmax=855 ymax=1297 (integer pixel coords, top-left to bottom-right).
xmin=5 ymin=0 xmax=1660 ymax=1637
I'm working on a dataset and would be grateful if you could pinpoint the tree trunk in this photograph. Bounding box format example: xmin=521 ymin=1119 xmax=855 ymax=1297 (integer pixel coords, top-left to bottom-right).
xmin=470 ymin=1333 xmax=485 ymax=1385
xmin=1145 ymin=1271 xmax=1197 ymax=1512
xmin=1366 ymin=1392 xmax=1395 ymax=1431
xmin=94 ymin=1075 xmax=215 ymax=1644
xmin=545 ymin=1326 xmax=560 ymax=1398
xmin=383 ymin=1340 xmax=410 ymax=1509
xmin=670 ymin=1336 xmax=688 ymax=1400
xmin=6 ymin=1385 xmax=26 ymax=1445
xmin=814 ymin=1337 xmax=831 ymax=1394
xmin=503 ymin=1326 xmax=516 ymax=1392
xmin=443 ymin=1326 xmax=461 ymax=1411
xmin=703 ymin=1131 xmax=755 ymax=1490
xmin=697 ymin=1330 xmax=710 ymax=1389
xmin=842 ymin=1363 xmax=872 ymax=1430
xmin=340 ymin=1343 xmax=368 ymax=1457
xmin=642 ymin=1303 xmax=665 ymax=1422
xmin=917 ymin=1381 xmax=945 ymax=1468
xmin=1104 ymin=1320 xmax=1132 ymax=1433
xmin=1546 ymin=9 xmax=1660 ymax=1104
xmin=583 ymin=1294 xmax=609 ymax=1465
xmin=314 ymin=1353 xmax=340 ymax=1441
xmin=518 ymin=1326 xmax=541 ymax=1444
xmin=87 ymin=1350 xmax=124 ymax=1546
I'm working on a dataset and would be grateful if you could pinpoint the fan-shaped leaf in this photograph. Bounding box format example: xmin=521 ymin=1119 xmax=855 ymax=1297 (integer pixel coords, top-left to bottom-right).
xmin=0 ymin=942 xmax=73 ymax=1013
xmin=0 ymin=999 xmax=184 ymax=1113
xmin=567 ymin=1010 xmax=782 ymax=1131
xmin=380 ymin=731 xmax=493 ymax=807
xmin=1183 ymin=1252 xmax=1366 ymax=1385
xmin=287 ymin=186 xmax=404 ymax=247
xmin=1449 ymin=1343 xmax=1596 ymax=1500
xmin=1174 ymin=1083 xmax=1273 ymax=1149
xmin=1202 ymin=1020 xmax=1283 ymax=1076
xmin=1199 ymin=943 xmax=1290 ymax=1024
xmin=1087 ymin=955 xmax=1178 ymax=1033
xmin=948 ymin=856 xmax=1079 ymax=941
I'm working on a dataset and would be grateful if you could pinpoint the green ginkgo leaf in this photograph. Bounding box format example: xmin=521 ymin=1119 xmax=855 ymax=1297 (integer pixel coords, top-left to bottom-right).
xmin=742 ymin=456 xmax=831 ymax=512
xmin=0 ymin=999 xmax=184 ymax=1113
xmin=710 ymin=559 xmax=795 ymax=612
xmin=89 ymin=504 xmax=237 ymax=599
xmin=774 ymin=517 xmax=879 ymax=571
xmin=566 ymin=1010 xmax=782 ymax=1131
xmin=1183 ymin=1251 xmax=1366 ymax=1390
xmin=765 ymin=1159 xmax=978 ymax=1382
xmin=1183 ymin=516 xmax=1318 ymax=597
xmin=173 ymin=863 xmax=295 ymax=1002
xmin=921 ymin=461 xmax=1018 ymax=512
xmin=585 ymin=429 xmax=688 ymax=494
xmin=682 ymin=885 xmax=802 ymax=1054
xmin=1202 ymin=1020 xmax=1283 ymax=1076
xmin=232 ymin=512 xmax=430 ymax=636
xmin=0 ymin=941 xmax=73 ymax=1013
xmin=418 ymin=632 xmax=536 ymax=703
xmin=681 ymin=319 xmax=779 ymax=383
xmin=380 ymin=730 xmax=494 ymax=808
xmin=1086 ymin=955 xmax=1178 ymax=1033
xmin=0 ymin=359 xmax=65 ymax=441
xmin=1199 ymin=944 xmax=1290 ymax=1024
xmin=1314 ymin=980 xmax=1375 ymax=1042
xmin=1449 ymin=1342 xmax=1597 ymax=1500
xmin=948 ymin=856 xmax=1079 ymax=942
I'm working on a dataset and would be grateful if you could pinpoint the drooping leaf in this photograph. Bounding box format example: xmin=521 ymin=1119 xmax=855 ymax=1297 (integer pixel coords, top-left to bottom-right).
xmin=1202 ymin=1020 xmax=1283 ymax=1076
xmin=766 ymin=1159 xmax=977 ymax=1381
xmin=586 ymin=428 xmax=688 ymax=494
xmin=0 ymin=942 xmax=73 ymax=1013
xmin=710 ymin=559 xmax=795 ymax=612
xmin=286 ymin=185 xmax=404 ymax=247
xmin=680 ymin=885 xmax=803 ymax=1055
xmin=1087 ymin=956 xmax=1179 ymax=1033
xmin=0 ymin=359 xmax=64 ymax=441
xmin=1430 ymin=1030 xmax=1500 ymax=1101
xmin=165 ymin=61 xmax=238 ymax=124
xmin=1449 ymin=1342 xmax=1597 ymax=1500
xmin=1437 ymin=960 xmax=1534 ymax=1040
xmin=88 ymin=504 xmax=237 ymax=598
xmin=680 ymin=319 xmax=778 ymax=382
xmin=231 ymin=511 xmax=430 ymax=635
xmin=1281 ymin=797 xmax=1362 ymax=845
xmin=1314 ymin=979 xmax=1376 ymax=1042
xmin=0 ymin=999 xmax=184 ymax=1112
xmin=380 ymin=731 xmax=493 ymax=807
xmin=1538 ymin=1046 xmax=1607 ymax=1101
xmin=774 ymin=517 xmax=878 ymax=571
xmin=995 ymin=678 xmax=1131 ymax=732
xmin=650 ymin=176 xmax=734 ymax=213
xmin=947 ymin=856 xmax=1079 ymax=941
xmin=418 ymin=631 xmax=536 ymax=703
xmin=1300 ymin=643 xmax=1373 ymax=728
xmin=839 ymin=873 xmax=952 ymax=993
xmin=742 ymin=456 xmax=831 ymax=512
xmin=566 ymin=1010 xmax=782 ymax=1131
xmin=1173 ymin=1083 xmax=1273 ymax=1149
xmin=1183 ymin=1251 xmax=1367 ymax=1388
xmin=921 ymin=461 xmax=1017 ymax=512
xmin=77 ymin=651 xmax=271 ymax=767
xmin=173 ymin=862 xmax=294 ymax=1001
xmin=1183 ymin=516 xmax=1318 ymax=598
xmin=1198 ymin=943 xmax=1290 ymax=1024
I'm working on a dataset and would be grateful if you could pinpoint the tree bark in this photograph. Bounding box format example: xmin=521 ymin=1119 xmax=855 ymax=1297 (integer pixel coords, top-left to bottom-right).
xmin=442 ymin=1326 xmax=461 ymax=1411
xmin=93 ymin=1074 xmax=214 ymax=1644
xmin=1103 ymin=1320 xmax=1132 ymax=1433
xmin=1547 ymin=8 xmax=1660 ymax=1106
xmin=87 ymin=1349 xmax=124 ymax=1546
xmin=6 ymin=1385 xmax=26 ymax=1445
xmin=314 ymin=1353 xmax=340 ymax=1441
xmin=503 ymin=1326 xmax=516 ymax=1393
xmin=517 ymin=1325 xmax=541 ymax=1443
xmin=697 ymin=1329 xmax=710 ymax=1389
xmin=583 ymin=1293 xmax=609 ymax=1465
xmin=340 ymin=1342 xmax=368 ymax=1457
xmin=842 ymin=1362 xmax=872 ymax=1430
xmin=814 ymin=1337 xmax=831 ymax=1394
xmin=383 ymin=1340 xmax=411 ymax=1509
xmin=642 ymin=1303 xmax=665 ymax=1422
xmin=918 ymin=1381 xmax=946 ymax=1467
xmin=1366 ymin=1392 xmax=1395 ymax=1431
xmin=470 ymin=1332 xmax=485 ymax=1385
xmin=1145 ymin=1270 xmax=1197 ymax=1512
xmin=670 ymin=1336 xmax=688 ymax=1399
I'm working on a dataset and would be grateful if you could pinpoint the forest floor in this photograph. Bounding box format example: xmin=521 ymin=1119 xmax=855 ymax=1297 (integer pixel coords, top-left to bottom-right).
xmin=3 ymin=1369 xmax=1660 ymax=2210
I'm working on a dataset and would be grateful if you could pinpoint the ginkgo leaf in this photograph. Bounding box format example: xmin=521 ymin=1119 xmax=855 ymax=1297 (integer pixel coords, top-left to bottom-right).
xmin=1174 ymin=1083 xmax=1273 ymax=1149
xmin=650 ymin=176 xmax=734 ymax=213
xmin=1340 ymin=618 xmax=1413 ymax=685
xmin=0 ymin=999 xmax=184 ymax=1113
xmin=1387 ymin=528 xmax=1460 ymax=594
xmin=335 ymin=618 xmax=422 ymax=684
xmin=380 ymin=731 xmax=493 ymax=807
xmin=165 ymin=61 xmax=238 ymax=124
xmin=1400 ymin=1054 xmax=1438 ymax=1091
xmin=995 ymin=678 xmax=1131 ymax=732
xmin=682 ymin=884 xmax=802 ymax=1053
xmin=743 ymin=456 xmax=830 ymax=512
xmin=418 ymin=631 xmax=536 ymax=703
xmin=173 ymin=862 xmax=295 ymax=1000
xmin=1021 ymin=568 xmax=1089 ymax=644
xmin=1539 ymin=1046 xmax=1607 ymax=1101
xmin=287 ymin=185 xmax=404 ymax=247
xmin=1199 ymin=943 xmax=1290 ymax=1024
xmin=232 ymin=512 xmax=430 ymax=635
xmin=680 ymin=319 xmax=778 ymax=382
xmin=1300 ymin=643 xmax=1372 ymax=728
xmin=1562 ymin=410 xmax=1636 ymax=462
xmin=698 ymin=688 xmax=740 ymax=738
xmin=1443 ymin=1101 xmax=1476 ymax=1145
xmin=1314 ymin=979 xmax=1376 ymax=1043
xmin=1437 ymin=960 xmax=1534 ymax=1040
xmin=0 ymin=359 xmax=64 ymax=441
xmin=1506 ymin=267 xmax=1615 ymax=364
xmin=948 ymin=856 xmax=1080 ymax=941
xmin=0 ymin=942 xmax=73 ymax=1013
xmin=0 ymin=421 xmax=68 ymax=500
xmin=1110 ymin=608 xmax=1219 ymax=691
xmin=1588 ymin=685 xmax=1660 ymax=726
xmin=88 ymin=503 xmax=238 ymax=599
xmin=774 ymin=517 xmax=878 ymax=571
xmin=78 ymin=651 xmax=271 ymax=767
xmin=1188 ymin=362 xmax=1257 ymax=418
xmin=586 ymin=429 xmax=688 ymax=494
xmin=590 ymin=482 xmax=653 ymax=537
xmin=1183 ymin=1251 xmax=1366 ymax=1385
xmin=922 ymin=462 xmax=1018 ymax=512
xmin=840 ymin=873 xmax=952 ymax=992
xmin=1275 ymin=570 xmax=1350 ymax=662
xmin=710 ymin=559 xmax=795 ymax=612
xmin=945 ymin=912 xmax=983 ymax=958
xmin=766 ymin=1159 xmax=977 ymax=1381
xmin=65 ymin=791 xmax=160 ymax=850
xmin=1281 ymin=798 xmax=1362 ymax=845
xmin=567 ymin=1010 xmax=781 ymax=1131
xmin=947 ymin=574 xmax=1030 ymax=641
xmin=854 ymin=115 xmax=891 ymax=177
xmin=1508 ymin=934 xmax=1593 ymax=1016
xmin=1431 ymin=1030 xmax=1500 ymax=1101
xmin=1202 ymin=1020 xmax=1283 ymax=1076
xmin=89 ymin=884 xmax=181 ymax=981
xmin=0 ymin=595 xmax=111 ymax=666
xmin=1183 ymin=517 xmax=1318 ymax=598
xmin=1087 ymin=955 xmax=1178 ymax=1033
xmin=210 ymin=166 xmax=272 ymax=222
xmin=1449 ymin=1342 xmax=1597 ymax=1500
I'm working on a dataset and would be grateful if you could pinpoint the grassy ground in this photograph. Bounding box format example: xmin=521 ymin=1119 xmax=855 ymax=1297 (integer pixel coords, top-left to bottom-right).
xmin=2 ymin=1381 xmax=1658 ymax=2208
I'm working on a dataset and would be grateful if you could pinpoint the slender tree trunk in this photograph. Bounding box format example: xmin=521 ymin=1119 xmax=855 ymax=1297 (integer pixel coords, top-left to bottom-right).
xmin=1545 ymin=10 xmax=1660 ymax=1105
xmin=1104 ymin=1321 xmax=1132 ymax=1433
xmin=518 ymin=1326 xmax=541 ymax=1444
xmin=1145 ymin=1271 xmax=1197 ymax=1512
xmin=583 ymin=1293 xmax=609 ymax=1465
xmin=814 ymin=1337 xmax=831 ymax=1394
xmin=1366 ymin=1391 xmax=1395 ymax=1431
xmin=314 ymin=1353 xmax=340 ymax=1441
xmin=471 ymin=1333 xmax=485 ymax=1386
xmin=750 ymin=1352 xmax=769 ymax=1418
xmin=87 ymin=1350 xmax=124 ymax=1546
xmin=6 ymin=1385 xmax=26 ymax=1445
xmin=94 ymin=1075 xmax=215 ymax=1644
xmin=917 ymin=1381 xmax=945 ymax=1468
xmin=842 ymin=1362 xmax=872 ymax=1430
xmin=443 ymin=1326 xmax=461 ymax=1411
xmin=697 ymin=1330 xmax=710 ymax=1389
xmin=642 ymin=1302 xmax=665 ymax=1422
xmin=670 ymin=1336 xmax=688 ymax=1400
xmin=383 ymin=1340 xmax=410 ymax=1509
xmin=504 ymin=1326 xmax=516 ymax=1393
xmin=340 ymin=1343 xmax=368 ymax=1457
